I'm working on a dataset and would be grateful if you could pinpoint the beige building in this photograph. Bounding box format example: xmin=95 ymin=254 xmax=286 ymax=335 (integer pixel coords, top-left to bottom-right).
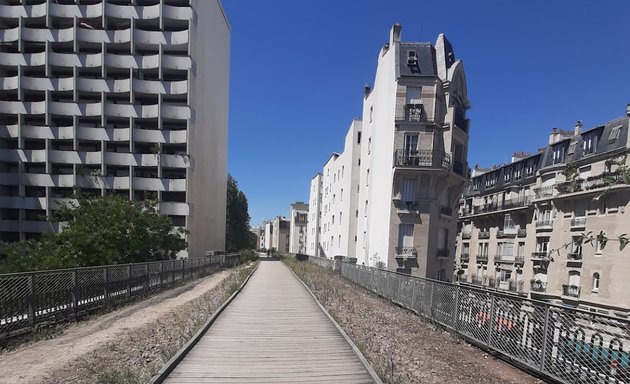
xmin=289 ymin=202 xmax=308 ymax=254
xmin=456 ymin=107 xmax=630 ymax=314
xmin=264 ymin=216 xmax=290 ymax=254
xmin=0 ymin=0 xmax=230 ymax=257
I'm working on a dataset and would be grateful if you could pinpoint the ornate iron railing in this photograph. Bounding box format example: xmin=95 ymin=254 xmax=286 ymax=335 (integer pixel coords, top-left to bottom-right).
xmin=562 ymin=284 xmax=581 ymax=298
xmin=0 ymin=253 xmax=245 ymax=340
xmin=393 ymin=149 xmax=451 ymax=170
xmin=395 ymin=246 xmax=417 ymax=258
xmin=339 ymin=262 xmax=630 ymax=384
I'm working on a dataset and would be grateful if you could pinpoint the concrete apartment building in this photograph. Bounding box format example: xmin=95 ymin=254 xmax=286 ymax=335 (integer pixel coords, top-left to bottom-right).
xmin=455 ymin=108 xmax=630 ymax=314
xmin=307 ymin=173 xmax=322 ymax=256
xmin=0 ymin=0 xmax=230 ymax=257
xmin=307 ymin=25 xmax=470 ymax=280
xmin=309 ymin=119 xmax=362 ymax=259
xmin=288 ymin=201 xmax=308 ymax=254
xmin=264 ymin=216 xmax=289 ymax=253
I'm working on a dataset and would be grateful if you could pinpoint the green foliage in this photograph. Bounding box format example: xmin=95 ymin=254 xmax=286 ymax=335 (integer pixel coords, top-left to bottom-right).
xmin=0 ymin=194 xmax=187 ymax=272
xmin=225 ymin=174 xmax=255 ymax=252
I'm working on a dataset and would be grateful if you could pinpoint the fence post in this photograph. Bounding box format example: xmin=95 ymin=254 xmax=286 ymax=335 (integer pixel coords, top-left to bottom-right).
xmin=127 ymin=265 xmax=131 ymax=298
xmin=429 ymin=281 xmax=435 ymax=318
xmin=159 ymin=262 xmax=163 ymax=288
xmin=182 ymin=259 xmax=186 ymax=281
xmin=171 ymin=260 xmax=175 ymax=283
xmin=539 ymin=304 xmax=551 ymax=372
xmin=103 ymin=267 xmax=109 ymax=307
xmin=452 ymin=285 xmax=460 ymax=330
xmin=28 ymin=273 xmax=36 ymax=327
xmin=71 ymin=270 xmax=78 ymax=320
xmin=487 ymin=294 xmax=496 ymax=347
xmin=145 ymin=264 xmax=149 ymax=294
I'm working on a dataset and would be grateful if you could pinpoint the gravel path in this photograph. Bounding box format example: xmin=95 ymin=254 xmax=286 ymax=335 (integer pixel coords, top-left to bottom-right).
xmin=285 ymin=259 xmax=545 ymax=384
xmin=0 ymin=269 xmax=231 ymax=384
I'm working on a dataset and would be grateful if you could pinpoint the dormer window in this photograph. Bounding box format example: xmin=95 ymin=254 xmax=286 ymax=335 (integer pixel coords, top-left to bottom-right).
xmin=609 ymin=125 xmax=622 ymax=143
xmin=583 ymin=131 xmax=599 ymax=155
xmin=552 ymin=143 xmax=566 ymax=164
xmin=407 ymin=50 xmax=417 ymax=65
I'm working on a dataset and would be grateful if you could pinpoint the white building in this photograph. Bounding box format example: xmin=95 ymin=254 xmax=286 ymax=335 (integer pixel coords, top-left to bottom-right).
xmin=0 ymin=0 xmax=230 ymax=257
xmin=306 ymin=173 xmax=322 ymax=256
xmin=307 ymin=25 xmax=470 ymax=280
xmin=289 ymin=201 xmax=308 ymax=254
xmin=264 ymin=216 xmax=289 ymax=253
xmin=310 ymin=120 xmax=362 ymax=259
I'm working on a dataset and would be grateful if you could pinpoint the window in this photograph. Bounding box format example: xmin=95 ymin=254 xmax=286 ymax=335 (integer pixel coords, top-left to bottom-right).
xmin=567 ymin=140 xmax=578 ymax=155
xmin=517 ymin=242 xmax=525 ymax=257
xmin=503 ymin=214 xmax=515 ymax=230
xmin=398 ymin=224 xmax=414 ymax=248
xmin=568 ymin=270 xmax=580 ymax=286
xmin=369 ymin=106 xmax=373 ymax=122
xmin=366 ymin=169 xmax=369 ymax=186
xmin=342 ymin=166 xmax=344 ymax=178
xmin=357 ymin=131 xmax=362 ymax=144
xmin=368 ymin=138 xmax=371 ymax=154
xmin=552 ymin=144 xmax=565 ymax=164
xmin=402 ymin=178 xmax=416 ymax=203
xmin=536 ymin=237 xmax=550 ymax=253
xmin=364 ymin=200 xmax=368 ymax=216
xmin=592 ymin=272 xmax=600 ymax=291
xmin=406 ymin=86 xmax=421 ymax=105
xmin=407 ymin=50 xmax=417 ymax=64
xmin=609 ymin=125 xmax=622 ymax=143
xmin=583 ymin=131 xmax=599 ymax=155
xmin=340 ymin=188 xmax=343 ymax=202
xmin=437 ymin=228 xmax=448 ymax=251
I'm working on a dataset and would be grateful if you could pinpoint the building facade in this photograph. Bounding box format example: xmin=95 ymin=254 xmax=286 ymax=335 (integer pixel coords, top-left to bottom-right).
xmin=0 ymin=0 xmax=230 ymax=257
xmin=307 ymin=25 xmax=470 ymax=281
xmin=456 ymin=109 xmax=630 ymax=314
xmin=306 ymin=173 xmax=322 ymax=256
xmin=289 ymin=201 xmax=308 ymax=254
xmin=264 ymin=216 xmax=289 ymax=253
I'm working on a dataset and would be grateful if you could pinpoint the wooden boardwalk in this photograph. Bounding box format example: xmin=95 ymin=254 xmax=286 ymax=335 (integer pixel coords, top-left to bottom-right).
xmin=163 ymin=260 xmax=376 ymax=383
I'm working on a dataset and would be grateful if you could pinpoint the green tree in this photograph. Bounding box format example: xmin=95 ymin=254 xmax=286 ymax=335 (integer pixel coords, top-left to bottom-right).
xmin=225 ymin=174 xmax=255 ymax=252
xmin=0 ymin=194 xmax=187 ymax=272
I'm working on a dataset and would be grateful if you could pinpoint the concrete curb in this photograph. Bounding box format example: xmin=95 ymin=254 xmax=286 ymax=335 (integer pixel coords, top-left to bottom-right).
xmin=149 ymin=261 xmax=260 ymax=384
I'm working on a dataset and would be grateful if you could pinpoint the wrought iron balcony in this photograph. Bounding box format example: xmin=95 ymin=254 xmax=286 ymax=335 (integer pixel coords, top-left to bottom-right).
xmin=402 ymin=200 xmax=419 ymax=211
xmin=460 ymin=252 xmax=470 ymax=261
xmin=535 ymin=220 xmax=553 ymax=229
xmin=494 ymin=255 xmax=515 ymax=264
xmin=476 ymin=254 xmax=489 ymax=263
xmin=403 ymin=103 xmax=426 ymax=122
xmin=562 ymin=284 xmax=581 ymax=298
xmin=517 ymin=228 xmax=527 ymax=237
xmin=567 ymin=251 xmax=583 ymax=261
xmin=570 ymin=216 xmax=586 ymax=228
xmin=393 ymin=149 xmax=451 ymax=170
xmin=468 ymin=196 xmax=531 ymax=215
xmin=462 ymin=231 xmax=472 ymax=239
xmin=530 ymin=280 xmax=547 ymax=292
xmin=534 ymin=186 xmax=557 ymax=199
xmin=437 ymin=248 xmax=449 ymax=258
xmin=531 ymin=251 xmax=550 ymax=260
xmin=478 ymin=230 xmax=490 ymax=239
xmin=395 ymin=246 xmax=417 ymax=258
xmin=514 ymin=256 xmax=525 ymax=265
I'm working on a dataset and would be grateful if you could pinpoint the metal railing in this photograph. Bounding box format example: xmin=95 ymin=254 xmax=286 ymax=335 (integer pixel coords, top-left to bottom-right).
xmin=571 ymin=216 xmax=586 ymax=228
xmin=393 ymin=149 xmax=451 ymax=170
xmin=395 ymin=246 xmax=417 ymax=258
xmin=468 ymin=196 xmax=532 ymax=216
xmin=530 ymin=280 xmax=547 ymax=293
xmin=478 ymin=230 xmax=490 ymax=239
xmin=536 ymin=220 xmax=553 ymax=228
xmin=341 ymin=262 xmax=630 ymax=384
xmin=476 ymin=254 xmax=489 ymax=262
xmin=309 ymin=256 xmax=335 ymax=269
xmin=562 ymin=284 xmax=581 ymax=298
xmin=0 ymin=253 xmax=244 ymax=341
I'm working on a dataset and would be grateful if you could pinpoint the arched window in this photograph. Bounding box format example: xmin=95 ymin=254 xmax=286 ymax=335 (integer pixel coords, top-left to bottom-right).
xmin=593 ymin=272 xmax=600 ymax=291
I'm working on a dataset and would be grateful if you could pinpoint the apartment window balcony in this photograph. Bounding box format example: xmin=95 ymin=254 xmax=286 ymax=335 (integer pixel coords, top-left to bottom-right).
xmin=469 ymin=196 xmax=531 ymax=216
xmin=570 ymin=216 xmax=586 ymax=229
xmin=462 ymin=231 xmax=472 ymax=240
xmin=534 ymin=186 xmax=557 ymax=199
xmin=530 ymin=280 xmax=547 ymax=293
xmin=460 ymin=253 xmax=470 ymax=261
xmin=478 ymin=230 xmax=490 ymax=239
xmin=393 ymin=149 xmax=451 ymax=170
xmin=403 ymin=201 xmax=418 ymax=211
xmin=567 ymin=251 xmax=583 ymax=262
xmin=535 ymin=220 xmax=553 ymax=230
xmin=436 ymin=248 xmax=449 ymax=258
xmin=562 ymin=284 xmax=581 ymax=298
xmin=440 ymin=205 xmax=453 ymax=216
xmin=493 ymin=254 xmax=515 ymax=264
xmin=531 ymin=251 xmax=550 ymax=261
xmin=517 ymin=228 xmax=527 ymax=237
xmin=403 ymin=103 xmax=427 ymax=122
xmin=395 ymin=246 xmax=417 ymax=259
xmin=514 ymin=256 xmax=525 ymax=265
xmin=476 ymin=254 xmax=489 ymax=263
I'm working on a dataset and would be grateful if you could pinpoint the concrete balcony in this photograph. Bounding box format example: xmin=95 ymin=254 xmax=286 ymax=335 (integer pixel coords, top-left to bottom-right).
xmin=105 ymin=3 xmax=160 ymax=19
xmin=394 ymin=246 xmax=417 ymax=259
xmin=393 ymin=149 xmax=450 ymax=171
xmin=133 ymin=129 xmax=187 ymax=144
xmin=132 ymin=79 xmax=188 ymax=95
xmin=493 ymin=254 xmax=515 ymax=264
xmin=0 ymin=3 xmax=48 ymax=18
xmin=158 ymin=202 xmax=190 ymax=216
xmin=48 ymin=150 xmax=102 ymax=165
xmin=48 ymin=52 xmax=103 ymax=68
xmin=562 ymin=284 xmax=580 ymax=298
xmin=0 ymin=52 xmax=46 ymax=67
xmin=163 ymin=4 xmax=193 ymax=20
xmin=0 ymin=149 xmax=46 ymax=163
xmin=162 ymin=54 xmax=192 ymax=70
xmin=534 ymin=185 xmax=558 ymax=199
xmin=49 ymin=2 xmax=102 ymax=18
xmin=161 ymin=104 xmax=191 ymax=120
xmin=160 ymin=154 xmax=190 ymax=168
xmin=0 ymin=196 xmax=47 ymax=210
xmin=133 ymin=177 xmax=165 ymax=191
xmin=49 ymin=101 xmax=102 ymax=116
xmin=134 ymin=29 xmax=189 ymax=45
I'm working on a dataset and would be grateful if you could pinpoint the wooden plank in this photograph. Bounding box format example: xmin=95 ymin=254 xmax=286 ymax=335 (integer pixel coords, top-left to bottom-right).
xmin=163 ymin=261 xmax=375 ymax=383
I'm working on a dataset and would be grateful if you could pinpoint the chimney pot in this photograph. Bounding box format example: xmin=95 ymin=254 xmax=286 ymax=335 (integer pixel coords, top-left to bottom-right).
xmin=574 ymin=120 xmax=583 ymax=136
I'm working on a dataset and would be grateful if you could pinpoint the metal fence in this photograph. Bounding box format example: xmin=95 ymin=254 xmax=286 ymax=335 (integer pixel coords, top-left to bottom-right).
xmin=340 ymin=262 xmax=630 ymax=384
xmin=308 ymin=256 xmax=335 ymax=269
xmin=0 ymin=253 xmax=244 ymax=341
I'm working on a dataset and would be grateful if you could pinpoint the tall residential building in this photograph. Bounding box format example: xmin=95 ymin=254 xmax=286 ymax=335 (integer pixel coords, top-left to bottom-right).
xmin=308 ymin=119 xmax=362 ymax=259
xmin=357 ymin=25 xmax=469 ymax=279
xmin=456 ymin=108 xmax=630 ymax=314
xmin=0 ymin=0 xmax=230 ymax=257
xmin=264 ymin=216 xmax=290 ymax=253
xmin=307 ymin=25 xmax=470 ymax=281
xmin=288 ymin=201 xmax=308 ymax=254
xmin=306 ymin=173 xmax=322 ymax=256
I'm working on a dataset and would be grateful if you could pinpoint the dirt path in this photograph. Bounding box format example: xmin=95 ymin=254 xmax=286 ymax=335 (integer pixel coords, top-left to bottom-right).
xmin=0 ymin=270 xmax=230 ymax=384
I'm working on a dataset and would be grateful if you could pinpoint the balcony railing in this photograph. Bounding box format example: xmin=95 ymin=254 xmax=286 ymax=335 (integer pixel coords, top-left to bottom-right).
xmin=478 ymin=230 xmax=490 ymax=239
xmin=403 ymin=103 xmax=426 ymax=122
xmin=476 ymin=254 xmax=489 ymax=262
xmin=460 ymin=253 xmax=470 ymax=261
xmin=562 ymin=284 xmax=581 ymax=298
xmin=517 ymin=228 xmax=527 ymax=237
xmin=494 ymin=255 xmax=515 ymax=264
xmin=402 ymin=201 xmax=419 ymax=211
xmin=535 ymin=220 xmax=553 ymax=228
xmin=570 ymin=216 xmax=586 ymax=228
xmin=395 ymin=246 xmax=417 ymax=258
xmin=436 ymin=248 xmax=449 ymax=258
xmin=531 ymin=251 xmax=550 ymax=260
xmin=514 ymin=256 xmax=525 ymax=265
xmin=567 ymin=251 xmax=583 ymax=261
xmin=534 ymin=185 xmax=557 ymax=199
xmin=393 ymin=149 xmax=451 ymax=170
xmin=462 ymin=231 xmax=472 ymax=240
xmin=530 ymin=280 xmax=547 ymax=292
xmin=468 ymin=196 xmax=532 ymax=215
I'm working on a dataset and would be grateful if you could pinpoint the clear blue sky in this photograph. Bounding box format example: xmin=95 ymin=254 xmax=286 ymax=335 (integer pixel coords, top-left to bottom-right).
xmin=221 ymin=0 xmax=630 ymax=227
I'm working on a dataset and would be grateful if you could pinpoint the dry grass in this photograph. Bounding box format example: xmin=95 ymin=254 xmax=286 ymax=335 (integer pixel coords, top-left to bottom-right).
xmin=42 ymin=262 xmax=257 ymax=384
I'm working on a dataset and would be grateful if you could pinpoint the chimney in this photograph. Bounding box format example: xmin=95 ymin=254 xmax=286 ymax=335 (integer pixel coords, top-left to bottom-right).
xmin=389 ymin=23 xmax=402 ymax=46
xmin=626 ymin=103 xmax=630 ymax=117
xmin=549 ymin=128 xmax=558 ymax=145
xmin=574 ymin=120 xmax=583 ymax=136
xmin=364 ymin=84 xmax=371 ymax=97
